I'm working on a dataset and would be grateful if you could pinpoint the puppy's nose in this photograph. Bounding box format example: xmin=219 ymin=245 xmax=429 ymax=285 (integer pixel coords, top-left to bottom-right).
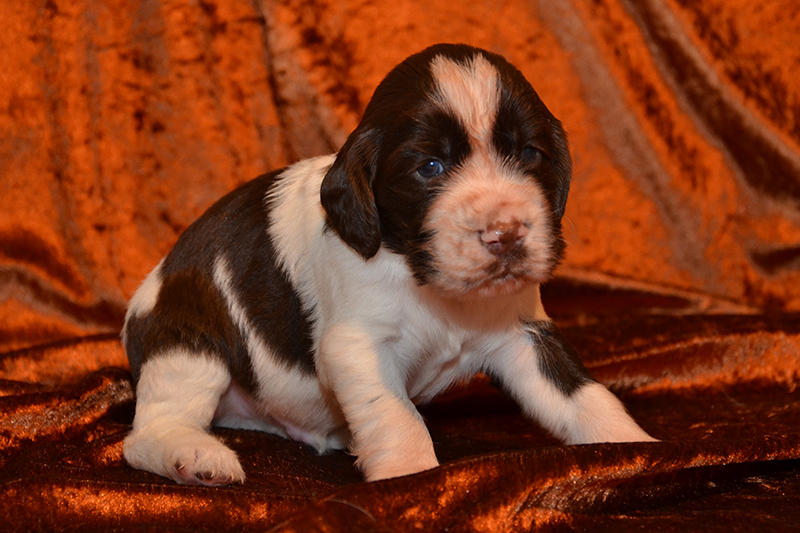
xmin=481 ymin=220 xmax=527 ymax=256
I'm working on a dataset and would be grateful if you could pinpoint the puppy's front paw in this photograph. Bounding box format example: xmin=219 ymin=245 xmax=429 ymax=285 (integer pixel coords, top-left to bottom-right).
xmin=124 ymin=423 xmax=245 ymax=486
xmin=365 ymin=454 xmax=440 ymax=482
xmin=566 ymin=382 xmax=659 ymax=445
xmin=356 ymin=432 xmax=440 ymax=481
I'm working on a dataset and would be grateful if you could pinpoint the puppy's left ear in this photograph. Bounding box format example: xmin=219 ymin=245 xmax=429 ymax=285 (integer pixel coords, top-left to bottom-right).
xmin=551 ymin=122 xmax=573 ymax=221
xmin=552 ymin=158 xmax=571 ymax=221
xmin=320 ymin=128 xmax=382 ymax=260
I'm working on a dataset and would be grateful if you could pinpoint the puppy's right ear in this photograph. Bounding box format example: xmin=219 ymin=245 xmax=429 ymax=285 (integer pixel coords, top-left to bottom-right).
xmin=320 ymin=128 xmax=382 ymax=260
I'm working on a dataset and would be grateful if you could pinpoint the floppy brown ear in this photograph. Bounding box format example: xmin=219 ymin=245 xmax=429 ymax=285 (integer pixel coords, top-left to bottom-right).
xmin=552 ymin=153 xmax=572 ymax=221
xmin=320 ymin=129 xmax=382 ymax=260
xmin=550 ymin=120 xmax=573 ymax=222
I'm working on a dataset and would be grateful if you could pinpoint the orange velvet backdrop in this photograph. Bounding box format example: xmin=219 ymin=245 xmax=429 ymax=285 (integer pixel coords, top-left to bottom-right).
xmin=4 ymin=0 xmax=800 ymax=354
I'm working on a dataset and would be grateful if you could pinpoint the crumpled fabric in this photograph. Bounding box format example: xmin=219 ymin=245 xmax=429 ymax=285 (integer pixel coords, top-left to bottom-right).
xmin=2 ymin=310 xmax=799 ymax=531
xmin=2 ymin=0 xmax=800 ymax=530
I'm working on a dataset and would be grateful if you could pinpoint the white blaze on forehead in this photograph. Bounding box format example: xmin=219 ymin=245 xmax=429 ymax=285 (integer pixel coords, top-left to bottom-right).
xmin=430 ymin=53 xmax=500 ymax=145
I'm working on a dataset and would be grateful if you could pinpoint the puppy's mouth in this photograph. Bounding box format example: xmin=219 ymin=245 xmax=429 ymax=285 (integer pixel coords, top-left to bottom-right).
xmin=473 ymin=274 xmax=530 ymax=296
xmin=420 ymin=231 xmax=555 ymax=297
xmin=465 ymin=257 xmax=540 ymax=297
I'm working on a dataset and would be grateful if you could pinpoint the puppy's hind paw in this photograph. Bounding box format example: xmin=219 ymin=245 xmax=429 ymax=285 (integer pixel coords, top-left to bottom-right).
xmin=170 ymin=436 xmax=246 ymax=486
xmin=124 ymin=423 xmax=247 ymax=486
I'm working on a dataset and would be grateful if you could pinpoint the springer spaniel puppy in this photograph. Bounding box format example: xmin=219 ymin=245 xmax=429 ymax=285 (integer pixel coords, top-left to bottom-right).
xmin=122 ymin=43 xmax=655 ymax=485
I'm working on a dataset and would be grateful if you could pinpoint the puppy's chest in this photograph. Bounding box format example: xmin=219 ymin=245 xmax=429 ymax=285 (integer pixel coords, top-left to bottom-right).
xmin=380 ymin=310 xmax=492 ymax=402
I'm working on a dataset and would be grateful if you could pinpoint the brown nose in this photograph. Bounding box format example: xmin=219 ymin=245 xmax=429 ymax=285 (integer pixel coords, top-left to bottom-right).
xmin=481 ymin=220 xmax=527 ymax=257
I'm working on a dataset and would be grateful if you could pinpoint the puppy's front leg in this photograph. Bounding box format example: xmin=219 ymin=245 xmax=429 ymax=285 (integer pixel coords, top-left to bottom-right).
xmin=489 ymin=320 xmax=656 ymax=445
xmin=319 ymin=324 xmax=439 ymax=481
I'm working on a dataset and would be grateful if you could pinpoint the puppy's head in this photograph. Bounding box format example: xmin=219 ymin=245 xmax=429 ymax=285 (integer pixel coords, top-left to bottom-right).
xmin=321 ymin=44 xmax=571 ymax=297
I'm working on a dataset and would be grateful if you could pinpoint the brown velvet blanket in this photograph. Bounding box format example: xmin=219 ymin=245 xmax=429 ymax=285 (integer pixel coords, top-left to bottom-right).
xmin=2 ymin=0 xmax=800 ymax=530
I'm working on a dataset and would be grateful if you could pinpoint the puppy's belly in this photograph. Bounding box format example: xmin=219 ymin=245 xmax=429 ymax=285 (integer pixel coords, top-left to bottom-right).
xmin=212 ymin=379 xmax=350 ymax=452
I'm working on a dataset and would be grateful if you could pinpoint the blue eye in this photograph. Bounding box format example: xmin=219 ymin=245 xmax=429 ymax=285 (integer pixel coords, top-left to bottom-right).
xmin=521 ymin=146 xmax=543 ymax=166
xmin=417 ymin=159 xmax=445 ymax=178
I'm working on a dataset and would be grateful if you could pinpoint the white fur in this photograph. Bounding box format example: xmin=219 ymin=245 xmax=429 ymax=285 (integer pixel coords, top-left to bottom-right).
xmin=123 ymin=349 xmax=245 ymax=486
xmin=124 ymin=53 xmax=655 ymax=486
xmin=431 ymin=53 xmax=499 ymax=147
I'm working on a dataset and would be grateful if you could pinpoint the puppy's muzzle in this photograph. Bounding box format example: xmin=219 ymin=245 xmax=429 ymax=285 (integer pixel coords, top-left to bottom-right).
xmin=480 ymin=219 xmax=528 ymax=257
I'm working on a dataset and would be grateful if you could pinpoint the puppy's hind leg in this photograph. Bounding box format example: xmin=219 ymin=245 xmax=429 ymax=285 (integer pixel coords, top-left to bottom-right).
xmin=123 ymin=349 xmax=245 ymax=486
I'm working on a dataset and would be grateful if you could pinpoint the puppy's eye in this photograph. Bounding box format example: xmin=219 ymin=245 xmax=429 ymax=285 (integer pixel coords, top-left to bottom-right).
xmin=417 ymin=159 xmax=445 ymax=179
xmin=521 ymin=146 xmax=544 ymax=166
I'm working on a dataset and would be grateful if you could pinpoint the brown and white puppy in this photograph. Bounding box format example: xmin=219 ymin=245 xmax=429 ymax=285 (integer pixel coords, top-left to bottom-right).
xmin=122 ymin=43 xmax=655 ymax=486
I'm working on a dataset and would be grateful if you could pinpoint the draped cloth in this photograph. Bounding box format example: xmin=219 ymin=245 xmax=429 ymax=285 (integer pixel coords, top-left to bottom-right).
xmin=2 ymin=0 xmax=799 ymax=530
